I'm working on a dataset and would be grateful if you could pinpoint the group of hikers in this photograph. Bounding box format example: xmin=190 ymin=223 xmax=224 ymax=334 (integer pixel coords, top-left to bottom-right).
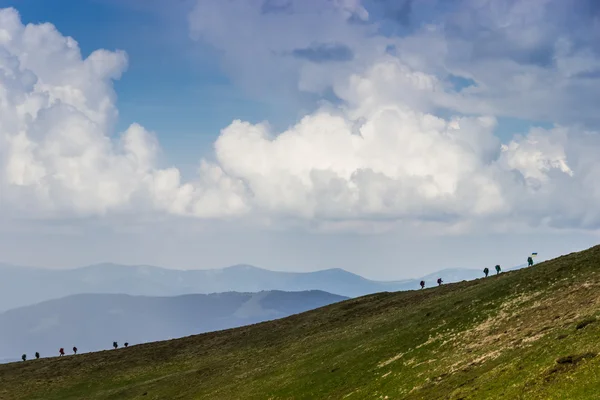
xmin=419 ymin=254 xmax=536 ymax=290
xmin=19 ymin=253 xmax=540 ymax=362
xmin=21 ymin=342 xmax=129 ymax=361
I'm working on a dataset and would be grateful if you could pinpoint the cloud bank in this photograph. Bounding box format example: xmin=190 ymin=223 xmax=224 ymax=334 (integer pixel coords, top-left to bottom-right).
xmin=2 ymin=2 xmax=600 ymax=233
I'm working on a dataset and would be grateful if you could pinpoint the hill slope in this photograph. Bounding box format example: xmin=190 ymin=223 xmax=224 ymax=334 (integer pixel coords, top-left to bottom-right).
xmin=1 ymin=246 xmax=597 ymax=399
xmin=0 ymin=262 xmax=481 ymax=311
xmin=0 ymin=290 xmax=347 ymax=360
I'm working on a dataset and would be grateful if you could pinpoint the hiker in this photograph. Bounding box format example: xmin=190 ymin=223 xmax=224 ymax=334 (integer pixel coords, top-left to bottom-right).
xmin=73 ymin=346 xmax=78 ymax=355
xmin=113 ymin=341 xmax=118 ymax=349
xmin=527 ymin=256 xmax=533 ymax=267
xmin=420 ymin=280 xmax=425 ymax=289
xmin=59 ymin=348 xmax=65 ymax=357
xmin=21 ymin=354 xmax=26 ymax=362
xmin=437 ymin=278 xmax=443 ymax=286
xmin=483 ymin=267 xmax=489 ymax=277
xmin=495 ymin=265 xmax=501 ymax=274
xmin=35 ymin=352 xmax=40 ymax=360
xmin=124 ymin=342 xmax=129 ymax=348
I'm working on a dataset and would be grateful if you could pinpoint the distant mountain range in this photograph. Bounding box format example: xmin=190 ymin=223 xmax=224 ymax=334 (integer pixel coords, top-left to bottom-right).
xmin=0 ymin=290 xmax=347 ymax=360
xmin=0 ymin=263 xmax=494 ymax=312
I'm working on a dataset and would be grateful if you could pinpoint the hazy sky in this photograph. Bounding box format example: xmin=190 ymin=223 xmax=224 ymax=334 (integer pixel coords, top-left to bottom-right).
xmin=0 ymin=0 xmax=599 ymax=280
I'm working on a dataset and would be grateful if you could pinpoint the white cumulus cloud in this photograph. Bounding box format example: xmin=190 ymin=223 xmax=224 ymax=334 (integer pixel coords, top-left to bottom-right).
xmin=205 ymin=58 xmax=593 ymax=229
xmin=0 ymin=8 xmax=243 ymax=219
xmin=2 ymin=5 xmax=600 ymax=234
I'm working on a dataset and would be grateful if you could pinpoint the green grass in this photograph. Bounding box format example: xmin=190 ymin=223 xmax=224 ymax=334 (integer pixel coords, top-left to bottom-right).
xmin=2 ymin=245 xmax=600 ymax=399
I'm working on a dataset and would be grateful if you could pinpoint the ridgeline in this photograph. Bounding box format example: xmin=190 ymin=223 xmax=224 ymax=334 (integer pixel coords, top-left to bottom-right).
xmin=1 ymin=246 xmax=600 ymax=399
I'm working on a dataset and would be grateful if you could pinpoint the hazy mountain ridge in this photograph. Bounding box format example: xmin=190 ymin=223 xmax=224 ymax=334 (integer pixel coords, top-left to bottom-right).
xmin=0 ymin=262 xmax=487 ymax=312
xmin=0 ymin=290 xmax=347 ymax=360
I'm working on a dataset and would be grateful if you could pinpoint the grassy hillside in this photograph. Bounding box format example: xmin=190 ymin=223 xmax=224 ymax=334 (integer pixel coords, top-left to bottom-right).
xmin=1 ymin=246 xmax=600 ymax=399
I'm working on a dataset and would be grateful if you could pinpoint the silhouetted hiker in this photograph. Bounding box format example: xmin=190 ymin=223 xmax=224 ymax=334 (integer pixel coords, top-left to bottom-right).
xmin=35 ymin=352 xmax=40 ymax=360
xmin=59 ymin=348 xmax=65 ymax=357
xmin=420 ymin=280 xmax=425 ymax=289
xmin=437 ymin=278 xmax=443 ymax=286
xmin=21 ymin=354 xmax=26 ymax=362
xmin=124 ymin=342 xmax=129 ymax=348
xmin=113 ymin=341 xmax=118 ymax=349
xmin=495 ymin=265 xmax=501 ymax=274
xmin=73 ymin=346 xmax=77 ymax=355
xmin=527 ymin=256 xmax=533 ymax=267
xmin=483 ymin=267 xmax=489 ymax=277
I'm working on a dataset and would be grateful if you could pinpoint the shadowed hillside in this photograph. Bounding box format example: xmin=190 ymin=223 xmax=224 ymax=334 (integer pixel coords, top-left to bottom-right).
xmin=1 ymin=246 xmax=599 ymax=399
xmin=0 ymin=290 xmax=347 ymax=360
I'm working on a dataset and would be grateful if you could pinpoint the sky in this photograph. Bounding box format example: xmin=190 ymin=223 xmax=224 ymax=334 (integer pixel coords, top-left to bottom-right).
xmin=1 ymin=0 xmax=600 ymax=280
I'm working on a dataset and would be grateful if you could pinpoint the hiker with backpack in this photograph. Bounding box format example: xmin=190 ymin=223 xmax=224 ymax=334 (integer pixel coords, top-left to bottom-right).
xmin=35 ymin=352 xmax=40 ymax=360
xmin=73 ymin=346 xmax=78 ymax=355
xmin=483 ymin=267 xmax=489 ymax=277
xmin=59 ymin=348 xmax=65 ymax=356
xmin=527 ymin=256 xmax=533 ymax=267
xmin=21 ymin=354 xmax=26 ymax=362
xmin=420 ymin=280 xmax=425 ymax=289
xmin=113 ymin=341 xmax=118 ymax=349
xmin=495 ymin=265 xmax=501 ymax=274
xmin=437 ymin=278 xmax=443 ymax=286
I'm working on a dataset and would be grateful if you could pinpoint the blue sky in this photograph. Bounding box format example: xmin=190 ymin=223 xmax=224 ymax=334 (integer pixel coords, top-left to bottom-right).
xmin=1 ymin=0 xmax=600 ymax=279
xmin=0 ymin=0 xmax=297 ymax=177
xmin=2 ymin=0 xmax=552 ymax=157
xmin=0 ymin=0 xmax=556 ymax=172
